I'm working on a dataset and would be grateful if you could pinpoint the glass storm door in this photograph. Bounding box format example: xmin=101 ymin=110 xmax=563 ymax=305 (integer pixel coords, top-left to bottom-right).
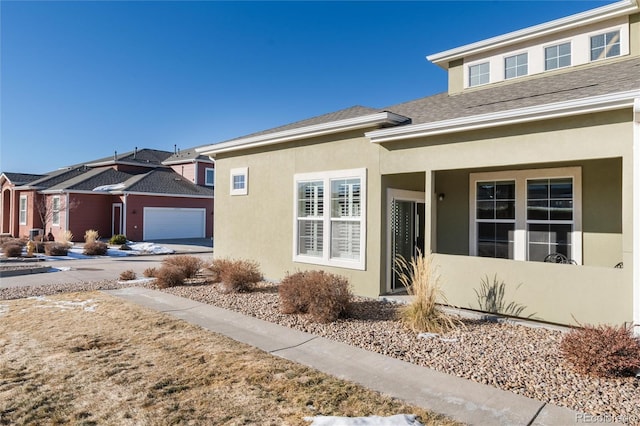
xmin=390 ymin=196 xmax=425 ymax=292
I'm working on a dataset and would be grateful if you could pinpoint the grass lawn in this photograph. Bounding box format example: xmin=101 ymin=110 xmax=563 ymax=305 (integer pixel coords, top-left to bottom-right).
xmin=0 ymin=292 xmax=458 ymax=425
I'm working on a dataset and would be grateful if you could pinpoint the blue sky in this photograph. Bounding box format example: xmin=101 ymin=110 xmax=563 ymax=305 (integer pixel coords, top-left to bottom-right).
xmin=1 ymin=0 xmax=614 ymax=174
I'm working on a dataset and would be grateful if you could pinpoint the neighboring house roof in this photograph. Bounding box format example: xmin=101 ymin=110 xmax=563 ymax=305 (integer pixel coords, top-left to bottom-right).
xmin=45 ymin=168 xmax=134 ymax=192
xmin=383 ymin=57 xmax=640 ymax=125
xmin=84 ymin=148 xmax=174 ymax=167
xmin=121 ymin=169 xmax=214 ymax=196
xmin=1 ymin=172 xmax=46 ymax=185
xmin=163 ymin=148 xmax=214 ymax=165
xmin=19 ymin=167 xmax=90 ymax=189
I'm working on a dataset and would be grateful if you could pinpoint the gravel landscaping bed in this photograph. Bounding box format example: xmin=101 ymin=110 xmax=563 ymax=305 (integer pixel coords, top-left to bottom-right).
xmin=2 ymin=279 xmax=638 ymax=423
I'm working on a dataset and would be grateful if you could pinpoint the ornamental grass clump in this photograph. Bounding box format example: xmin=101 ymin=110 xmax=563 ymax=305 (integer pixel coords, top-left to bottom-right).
xmin=84 ymin=229 xmax=100 ymax=244
xmin=2 ymin=241 xmax=23 ymax=258
xmin=394 ymin=251 xmax=458 ymax=333
xmin=119 ymin=270 xmax=137 ymax=281
xmin=279 ymin=270 xmax=352 ymax=323
xmin=560 ymin=323 xmax=640 ymax=378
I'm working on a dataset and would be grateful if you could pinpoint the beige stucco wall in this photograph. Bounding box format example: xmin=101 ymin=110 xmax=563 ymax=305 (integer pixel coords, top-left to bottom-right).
xmin=213 ymin=130 xmax=385 ymax=298
xmin=211 ymin=108 xmax=634 ymax=326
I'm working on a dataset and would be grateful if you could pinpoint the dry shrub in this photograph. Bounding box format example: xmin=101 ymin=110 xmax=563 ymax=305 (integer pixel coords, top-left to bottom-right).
xmin=394 ymin=251 xmax=458 ymax=333
xmin=143 ymin=267 xmax=157 ymax=278
xmin=279 ymin=270 xmax=352 ymax=323
xmin=44 ymin=242 xmax=69 ymax=256
xmin=162 ymin=255 xmax=203 ymax=279
xmin=210 ymin=258 xmax=262 ymax=293
xmin=119 ymin=270 xmax=137 ymax=281
xmin=84 ymin=229 xmax=100 ymax=244
xmin=155 ymin=265 xmax=186 ymax=289
xmin=560 ymin=323 xmax=640 ymax=377
xmin=206 ymin=258 xmax=233 ymax=283
xmin=2 ymin=242 xmax=23 ymax=258
xmin=83 ymin=241 xmax=108 ymax=256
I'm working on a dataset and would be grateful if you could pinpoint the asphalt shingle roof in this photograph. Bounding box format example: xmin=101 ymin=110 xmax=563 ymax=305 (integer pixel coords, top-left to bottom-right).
xmin=385 ymin=57 xmax=640 ymax=125
xmin=47 ymin=168 xmax=135 ymax=191
xmin=85 ymin=148 xmax=174 ymax=166
xmin=163 ymin=148 xmax=212 ymax=164
xmin=124 ymin=169 xmax=214 ymax=196
xmin=2 ymin=172 xmax=45 ymax=185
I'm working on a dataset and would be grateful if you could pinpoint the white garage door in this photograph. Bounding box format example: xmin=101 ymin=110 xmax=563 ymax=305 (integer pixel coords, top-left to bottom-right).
xmin=143 ymin=207 xmax=206 ymax=240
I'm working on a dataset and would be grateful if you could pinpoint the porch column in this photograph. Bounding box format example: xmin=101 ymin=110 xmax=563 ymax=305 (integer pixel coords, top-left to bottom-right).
xmin=633 ymin=98 xmax=640 ymax=335
xmin=424 ymin=170 xmax=436 ymax=254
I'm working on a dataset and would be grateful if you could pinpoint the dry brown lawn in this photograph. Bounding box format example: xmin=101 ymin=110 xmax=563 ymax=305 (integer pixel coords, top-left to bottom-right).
xmin=0 ymin=292 xmax=458 ymax=425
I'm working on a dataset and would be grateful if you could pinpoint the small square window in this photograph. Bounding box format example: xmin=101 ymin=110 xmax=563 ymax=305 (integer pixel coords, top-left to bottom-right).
xmin=230 ymin=167 xmax=248 ymax=196
xmin=590 ymin=30 xmax=620 ymax=61
xmin=468 ymin=62 xmax=490 ymax=87
xmin=545 ymin=42 xmax=571 ymax=70
xmin=205 ymin=168 xmax=215 ymax=186
xmin=505 ymin=53 xmax=527 ymax=79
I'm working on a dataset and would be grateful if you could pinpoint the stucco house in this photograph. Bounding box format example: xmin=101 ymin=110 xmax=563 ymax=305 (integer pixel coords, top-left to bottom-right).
xmin=198 ymin=0 xmax=640 ymax=330
xmin=1 ymin=147 xmax=215 ymax=242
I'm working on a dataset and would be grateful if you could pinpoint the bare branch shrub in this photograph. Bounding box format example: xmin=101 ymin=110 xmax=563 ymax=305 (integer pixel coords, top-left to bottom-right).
xmin=44 ymin=242 xmax=69 ymax=256
xmin=119 ymin=270 xmax=137 ymax=281
xmin=279 ymin=270 xmax=352 ymax=323
xmin=2 ymin=242 xmax=24 ymax=258
xmin=394 ymin=251 xmax=459 ymax=333
xmin=206 ymin=258 xmax=233 ymax=283
xmin=560 ymin=323 xmax=640 ymax=377
xmin=214 ymin=259 xmax=262 ymax=293
xmin=83 ymin=241 xmax=108 ymax=256
xmin=143 ymin=267 xmax=157 ymax=278
xmin=162 ymin=255 xmax=203 ymax=279
xmin=155 ymin=265 xmax=186 ymax=289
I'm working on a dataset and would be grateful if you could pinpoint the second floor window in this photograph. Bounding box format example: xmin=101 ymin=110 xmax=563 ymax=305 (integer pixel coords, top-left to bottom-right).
xmin=205 ymin=168 xmax=215 ymax=186
xmin=469 ymin=62 xmax=490 ymax=87
xmin=545 ymin=42 xmax=571 ymax=70
xmin=505 ymin=53 xmax=527 ymax=79
xmin=590 ymin=30 xmax=620 ymax=61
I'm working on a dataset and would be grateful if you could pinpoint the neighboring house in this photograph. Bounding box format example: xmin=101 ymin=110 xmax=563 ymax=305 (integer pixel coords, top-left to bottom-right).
xmin=198 ymin=0 xmax=640 ymax=330
xmin=1 ymin=148 xmax=214 ymax=242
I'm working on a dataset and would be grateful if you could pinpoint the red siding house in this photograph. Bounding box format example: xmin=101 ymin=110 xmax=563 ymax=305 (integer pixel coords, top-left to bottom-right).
xmin=1 ymin=148 xmax=214 ymax=242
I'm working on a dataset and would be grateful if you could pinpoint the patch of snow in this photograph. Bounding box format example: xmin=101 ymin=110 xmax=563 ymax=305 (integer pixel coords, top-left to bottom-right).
xmin=117 ymin=277 xmax=155 ymax=285
xmin=0 ymin=304 xmax=8 ymax=317
xmin=28 ymin=296 xmax=98 ymax=312
xmin=128 ymin=242 xmax=174 ymax=254
xmin=304 ymin=415 xmax=423 ymax=426
xmin=417 ymin=332 xmax=439 ymax=340
xmin=50 ymin=267 xmax=72 ymax=272
xmin=92 ymin=183 xmax=126 ymax=192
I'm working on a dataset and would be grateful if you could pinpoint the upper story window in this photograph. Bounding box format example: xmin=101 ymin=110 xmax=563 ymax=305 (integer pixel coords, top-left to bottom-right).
xmin=545 ymin=42 xmax=571 ymax=70
xmin=205 ymin=168 xmax=215 ymax=187
xmin=230 ymin=167 xmax=248 ymax=196
xmin=468 ymin=62 xmax=490 ymax=87
xmin=504 ymin=53 xmax=528 ymax=79
xmin=590 ymin=30 xmax=620 ymax=61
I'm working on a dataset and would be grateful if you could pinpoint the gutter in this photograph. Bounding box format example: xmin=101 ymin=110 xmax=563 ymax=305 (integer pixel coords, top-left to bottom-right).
xmin=197 ymin=111 xmax=410 ymax=157
xmin=367 ymin=90 xmax=640 ymax=143
xmin=427 ymin=0 xmax=638 ymax=68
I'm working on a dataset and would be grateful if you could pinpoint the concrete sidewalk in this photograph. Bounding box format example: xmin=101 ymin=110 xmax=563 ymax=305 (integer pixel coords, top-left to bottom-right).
xmin=105 ymin=287 xmax=584 ymax=426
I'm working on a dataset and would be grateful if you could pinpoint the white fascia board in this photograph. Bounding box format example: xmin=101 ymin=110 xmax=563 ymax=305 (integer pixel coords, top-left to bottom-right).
xmin=427 ymin=0 xmax=638 ymax=67
xmin=367 ymin=90 xmax=640 ymax=144
xmin=112 ymin=191 xmax=214 ymax=199
xmin=196 ymin=112 xmax=409 ymax=157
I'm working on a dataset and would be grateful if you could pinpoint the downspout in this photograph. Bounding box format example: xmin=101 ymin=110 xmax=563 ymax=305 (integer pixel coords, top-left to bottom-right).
xmin=633 ymin=98 xmax=640 ymax=335
xmin=9 ymin=187 xmax=14 ymax=235
xmin=194 ymin=160 xmax=198 ymax=184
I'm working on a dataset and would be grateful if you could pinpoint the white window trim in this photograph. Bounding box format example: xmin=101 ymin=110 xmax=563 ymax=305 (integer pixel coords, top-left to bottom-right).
xmin=469 ymin=167 xmax=582 ymax=264
xmin=589 ymin=29 xmax=621 ymax=62
xmin=230 ymin=167 xmax=248 ymax=196
xmin=205 ymin=167 xmax=215 ymax=187
xmin=292 ymin=168 xmax=367 ymax=270
xmin=467 ymin=61 xmax=490 ymax=88
xmin=19 ymin=195 xmax=27 ymax=225
xmin=52 ymin=195 xmax=61 ymax=226
xmin=543 ymin=41 xmax=572 ymax=71
xmin=504 ymin=51 xmax=528 ymax=80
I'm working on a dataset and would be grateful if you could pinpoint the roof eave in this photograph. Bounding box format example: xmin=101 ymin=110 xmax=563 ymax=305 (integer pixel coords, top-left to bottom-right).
xmin=197 ymin=111 xmax=410 ymax=157
xmin=367 ymin=90 xmax=640 ymax=143
xmin=427 ymin=0 xmax=639 ymax=68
